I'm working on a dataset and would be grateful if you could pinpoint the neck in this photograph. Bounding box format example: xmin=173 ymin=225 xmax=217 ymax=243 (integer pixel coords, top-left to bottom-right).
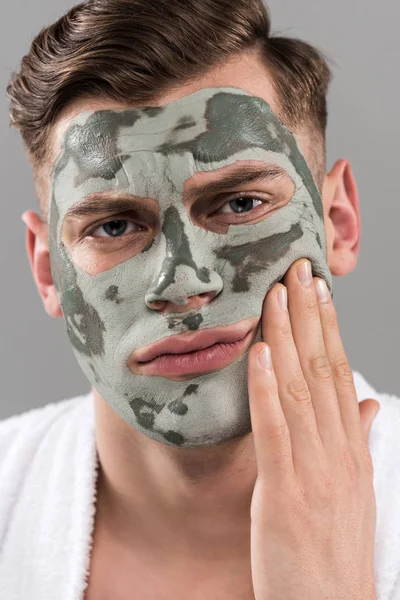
xmin=92 ymin=387 xmax=257 ymax=564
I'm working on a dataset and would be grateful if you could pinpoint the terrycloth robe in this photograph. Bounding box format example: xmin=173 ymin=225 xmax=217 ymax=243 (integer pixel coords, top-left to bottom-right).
xmin=1 ymin=372 xmax=400 ymax=599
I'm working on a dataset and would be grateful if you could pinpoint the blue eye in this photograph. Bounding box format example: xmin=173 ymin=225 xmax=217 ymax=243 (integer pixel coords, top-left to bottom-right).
xmin=93 ymin=220 xmax=138 ymax=238
xmin=218 ymin=197 xmax=263 ymax=214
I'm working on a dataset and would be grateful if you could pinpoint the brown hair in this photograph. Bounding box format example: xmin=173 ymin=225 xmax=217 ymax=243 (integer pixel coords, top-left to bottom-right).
xmin=7 ymin=0 xmax=331 ymax=180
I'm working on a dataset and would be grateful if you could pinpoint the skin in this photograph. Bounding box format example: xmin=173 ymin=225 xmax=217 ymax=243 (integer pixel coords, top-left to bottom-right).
xmin=248 ymin=272 xmax=378 ymax=599
xmin=22 ymin=50 xmax=378 ymax=598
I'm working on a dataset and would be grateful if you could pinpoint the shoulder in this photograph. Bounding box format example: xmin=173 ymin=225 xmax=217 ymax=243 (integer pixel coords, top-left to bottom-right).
xmin=354 ymin=372 xmax=400 ymax=597
xmin=353 ymin=370 xmax=400 ymax=419
xmin=0 ymin=392 xmax=97 ymax=597
xmin=0 ymin=391 xmax=95 ymax=521
xmin=0 ymin=391 xmax=93 ymax=456
xmin=353 ymin=370 xmax=400 ymax=473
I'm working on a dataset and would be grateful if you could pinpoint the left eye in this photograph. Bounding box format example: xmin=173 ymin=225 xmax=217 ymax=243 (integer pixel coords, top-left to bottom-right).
xmin=92 ymin=220 xmax=139 ymax=238
xmin=217 ymin=197 xmax=263 ymax=214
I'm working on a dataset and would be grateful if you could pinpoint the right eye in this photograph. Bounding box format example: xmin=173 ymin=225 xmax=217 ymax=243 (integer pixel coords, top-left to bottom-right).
xmin=92 ymin=219 xmax=140 ymax=238
xmin=216 ymin=196 xmax=264 ymax=215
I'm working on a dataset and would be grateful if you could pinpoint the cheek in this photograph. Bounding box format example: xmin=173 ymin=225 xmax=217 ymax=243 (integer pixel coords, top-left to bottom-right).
xmin=215 ymin=223 xmax=304 ymax=293
xmin=53 ymin=244 xmax=105 ymax=354
xmin=60 ymin=225 xmax=157 ymax=277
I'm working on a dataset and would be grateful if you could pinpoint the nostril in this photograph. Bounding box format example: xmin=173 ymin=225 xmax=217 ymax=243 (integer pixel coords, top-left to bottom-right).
xmin=147 ymin=299 xmax=167 ymax=311
xmin=198 ymin=291 xmax=218 ymax=301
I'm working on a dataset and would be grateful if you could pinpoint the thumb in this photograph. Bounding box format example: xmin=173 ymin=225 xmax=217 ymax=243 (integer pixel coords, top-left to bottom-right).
xmin=358 ymin=398 xmax=380 ymax=440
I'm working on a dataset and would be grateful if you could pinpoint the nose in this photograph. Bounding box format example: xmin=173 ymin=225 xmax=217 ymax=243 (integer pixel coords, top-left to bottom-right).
xmin=145 ymin=206 xmax=223 ymax=313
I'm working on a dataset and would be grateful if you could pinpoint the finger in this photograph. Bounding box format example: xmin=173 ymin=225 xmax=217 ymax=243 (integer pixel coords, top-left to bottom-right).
xmin=247 ymin=342 xmax=295 ymax=484
xmin=261 ymin=281 xmax=325 ymax=475
xmin=358 ymin=399 xmax=380 ymax=441
xmin=313 ymin=276 xmax=366 ymax=448
xmin=283 ymin=260 xmax=346 ymax=452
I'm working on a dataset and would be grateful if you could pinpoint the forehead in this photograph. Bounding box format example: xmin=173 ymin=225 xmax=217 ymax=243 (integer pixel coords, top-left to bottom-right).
xmin=51 ymin=87 xmax=312 ymax=187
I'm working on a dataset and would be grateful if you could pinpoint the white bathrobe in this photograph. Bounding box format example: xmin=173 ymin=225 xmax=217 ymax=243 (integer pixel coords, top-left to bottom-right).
xmin=0 ymin=372 xmax=399 ymax=600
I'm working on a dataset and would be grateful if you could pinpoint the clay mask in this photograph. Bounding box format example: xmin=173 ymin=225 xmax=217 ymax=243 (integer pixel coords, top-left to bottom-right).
xmin=49 ymin=87 xmax=332 ymax=448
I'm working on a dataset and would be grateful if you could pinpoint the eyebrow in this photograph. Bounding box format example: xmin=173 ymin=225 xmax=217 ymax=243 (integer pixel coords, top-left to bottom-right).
xmin=63 ymin=164 xmax=288 ymax=219
xmin=185 ymin=164 xmax=288 ymax=202
xmin=65 ymin=198 xmax=145 ymax=220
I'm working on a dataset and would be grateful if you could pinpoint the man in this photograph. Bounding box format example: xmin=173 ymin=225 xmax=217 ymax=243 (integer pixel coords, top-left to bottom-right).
xmin=2 ymin=0 xmax=400 ymax=598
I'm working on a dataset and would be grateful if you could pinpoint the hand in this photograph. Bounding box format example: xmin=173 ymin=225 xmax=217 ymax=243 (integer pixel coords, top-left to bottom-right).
xmin=248 ymin=258 xmax=380 ymax=600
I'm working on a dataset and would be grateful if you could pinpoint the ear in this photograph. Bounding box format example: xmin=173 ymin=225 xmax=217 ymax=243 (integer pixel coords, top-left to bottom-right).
xmin=21 ymin=210 xmax=63 ymax=318
xmin=321 ymin=159 xmax=361 ymax=276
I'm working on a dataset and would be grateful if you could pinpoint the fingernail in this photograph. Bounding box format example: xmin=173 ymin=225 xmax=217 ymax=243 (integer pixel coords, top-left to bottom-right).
xmin=298 ymin=260 xmax=312 ymax=286
xmin=258 ymin=345 xmax=272 ymax=371
xmin=278 ymin=287 xmax=287 ymax=311
xmin=316 ymin=279 xmax=330 ymax=304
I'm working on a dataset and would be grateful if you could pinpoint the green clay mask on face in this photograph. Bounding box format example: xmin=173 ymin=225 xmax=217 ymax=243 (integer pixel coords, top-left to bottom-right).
xmin=49 ymin=87 xmax=332 ymax=448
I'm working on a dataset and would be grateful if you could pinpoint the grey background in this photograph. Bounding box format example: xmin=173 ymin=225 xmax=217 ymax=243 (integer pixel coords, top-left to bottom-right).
xmin=0 ymin=1 xmax=397 ymax=419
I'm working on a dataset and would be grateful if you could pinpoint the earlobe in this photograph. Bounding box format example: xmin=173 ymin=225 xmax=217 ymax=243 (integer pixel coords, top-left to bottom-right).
xmin=22 ymin=210 xmax=63 ymax=318
xmin=322 ymin=159 xmax=361 ymax=276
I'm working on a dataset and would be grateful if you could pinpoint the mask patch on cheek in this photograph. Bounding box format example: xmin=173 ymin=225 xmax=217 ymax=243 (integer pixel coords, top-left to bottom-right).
xmin=58 ymin=243 xmax=106 ymax=357
xmin=215 ymin=223 xmax=303 ymax=292
xmin=49 ymin=198 xmax=62 ymax=293
xmin=105 ymin=285 xmax=123 ymax=305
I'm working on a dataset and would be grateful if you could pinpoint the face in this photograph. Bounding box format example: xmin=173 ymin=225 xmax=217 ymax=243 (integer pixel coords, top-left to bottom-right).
xmin=49 ymin=86 xmax=332 ymax=448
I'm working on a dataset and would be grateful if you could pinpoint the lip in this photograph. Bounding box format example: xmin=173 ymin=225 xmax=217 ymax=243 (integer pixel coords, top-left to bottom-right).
xmin=129 ymin=318 xmax=259 ymax=379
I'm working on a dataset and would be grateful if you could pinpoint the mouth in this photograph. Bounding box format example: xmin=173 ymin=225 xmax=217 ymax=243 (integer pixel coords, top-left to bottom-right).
xmin=128 ymin=318 xmax=259 ymax=380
